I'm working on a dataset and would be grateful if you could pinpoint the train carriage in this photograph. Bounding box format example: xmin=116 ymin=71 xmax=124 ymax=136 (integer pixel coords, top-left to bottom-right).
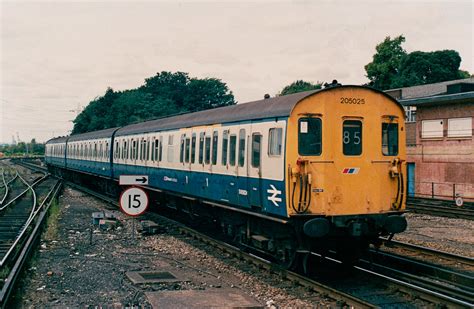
xmin=45 ymin=84 xmax=407 ymax=266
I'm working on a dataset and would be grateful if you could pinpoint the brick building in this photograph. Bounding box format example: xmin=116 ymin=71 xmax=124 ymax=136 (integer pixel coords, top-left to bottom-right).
xmin=385 ymin=78 xmax=474 ymax=202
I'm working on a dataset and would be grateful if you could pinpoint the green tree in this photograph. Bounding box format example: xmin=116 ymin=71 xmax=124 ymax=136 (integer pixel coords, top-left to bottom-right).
xmin=365 ymin=35 xmax=407 ymax=90
xmin=72 ymin=71 xmax=236 ymax=134
xmin=392 ymin=50 xmax=469 ymax=88
xmin=279 ymin=80 xmax=322 ymax=96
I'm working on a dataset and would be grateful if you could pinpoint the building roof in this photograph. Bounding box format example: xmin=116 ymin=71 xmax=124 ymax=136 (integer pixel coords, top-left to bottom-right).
xmin=386 ymin=77 xmax=474 ymax=100
xmin=399 ymin=91 xmax=474 ymax=107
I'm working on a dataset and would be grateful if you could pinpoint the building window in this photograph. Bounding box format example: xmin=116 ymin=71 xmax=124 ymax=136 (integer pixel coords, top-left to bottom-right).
xmin=448 ymin=117 xmax=472 ymax=137
xmin=422 ymin=119 xmax=443 ymax=138
xmin=404 ymin=106 xmax=416 ymax=123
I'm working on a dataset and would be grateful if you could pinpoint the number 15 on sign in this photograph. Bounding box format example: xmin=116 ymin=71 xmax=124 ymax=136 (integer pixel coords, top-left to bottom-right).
xmin=120 ymin=187 xmax=149 ymax=216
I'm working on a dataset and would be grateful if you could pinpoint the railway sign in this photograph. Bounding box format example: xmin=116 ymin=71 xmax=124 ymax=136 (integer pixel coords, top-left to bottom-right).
xmin=119 ymin=175 xmax=149 ymax=186
xmin=120 ymin=187 xmax=149 ymax=216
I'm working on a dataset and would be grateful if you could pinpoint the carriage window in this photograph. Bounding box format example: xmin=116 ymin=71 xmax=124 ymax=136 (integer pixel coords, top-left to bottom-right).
xmin=252 ymin=134 xmax=262 ymax=168
xmin=212 ymin=131 xmax=218 ymax=165
xmin=229 ymin=135 xmax=237 ymax=166
xmin=222 ymin=131 xmax=229 ymax=166
xmin=298 ymin=118 xmax=322 ymax=156
xmin=343 ymin=120 xmax=362 ymax=156
xmin=185 ymin=138 xmax=191 ymax=163
xmin=199 ymin=132 xmax=205 ymax=164
xmin=238 ymin=129 xmax=246 ymax=167
xmin=151 ymin=139 xmax=156 ymax=161
xmin=167 ymin=135 xmax=174 ymax=163
xmin=180 ymin=135 xmax=185 ymax=163
xmin=269 ymin=128 xmax=282 ymax=156
xmin=159 ymin=136 xmax=163 ymax=162
xmin=205 ymin=136 xmax=211 ymax=164
xmin=382 ymin=123 xmax=398 ymax=156
xmin=191 ymin=134 xmax=196 ymax=163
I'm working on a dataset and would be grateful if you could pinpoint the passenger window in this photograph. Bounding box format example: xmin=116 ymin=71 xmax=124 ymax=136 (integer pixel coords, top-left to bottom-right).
xmin=269 ymin=128 xmax=282 ymax=156
xmin=205 ymin=136 xmax=211 ymax=164
xmin=185 ymin=138 xmax=190 ymax=163
xmin=167 ymin=135 xmax=174 ymax=163
xmin=298 ymin=118 xmax=322 ymax=156
xmin=238 ymin=129 xmax=246 ymax=167
xmin=191 ymin=134 xmax=196 ymax=163
xmin=199 ymin=133 xmax=205 ymax=164
xmin=180 ymin=135 xmax=185 ymax=163
xmin=212 ymin=131 xmax=218 ymax=165
xmin=159 ymin=136 xmax=163 ymax=162
xmin=343 ymin=120 xmax=362 ymax=156
xmin=382 ymin=123 xmax=399 ymax=156
xmin=222 ymin=131 xmax=229 ymax=166
xmin=229 ymin=135 xmax=237 ymax=166
xmin=252 ymin=134 xmax=261 ymax=168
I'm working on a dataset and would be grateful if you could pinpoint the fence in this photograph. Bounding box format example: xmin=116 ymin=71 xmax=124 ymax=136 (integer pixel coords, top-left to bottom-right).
xmin=411 ymin=181 xmax=474 ymax=202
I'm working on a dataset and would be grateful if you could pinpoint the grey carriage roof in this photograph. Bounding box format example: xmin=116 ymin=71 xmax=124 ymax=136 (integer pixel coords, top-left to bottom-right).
xmin=68 ymin=127 xmax=119 ymax=142
xmin=46 ymin=136 xmax=69 ymax=144
xmin=115 ymin=89 xmax=322 ymax=136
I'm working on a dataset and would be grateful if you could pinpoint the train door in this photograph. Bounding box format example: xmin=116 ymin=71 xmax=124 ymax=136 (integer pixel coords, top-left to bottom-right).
xmin=407 ymin=163 xmax=415 ymax=197
xmin=248 ymin=130 xmax=262 ymax=208
xmin=237 ymin=126 xmax=250 ymax=208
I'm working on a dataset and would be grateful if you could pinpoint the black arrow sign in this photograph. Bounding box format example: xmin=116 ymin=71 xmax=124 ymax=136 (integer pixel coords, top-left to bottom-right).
xmin=135 ymin=177 xmax=147 ymax=183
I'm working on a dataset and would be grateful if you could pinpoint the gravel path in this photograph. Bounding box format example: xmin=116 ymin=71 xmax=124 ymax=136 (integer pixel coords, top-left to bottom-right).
xmin=14 ymin=187 xmax=333 ymax=308
xmin=393 ymin=213 xmax=474 ymax=257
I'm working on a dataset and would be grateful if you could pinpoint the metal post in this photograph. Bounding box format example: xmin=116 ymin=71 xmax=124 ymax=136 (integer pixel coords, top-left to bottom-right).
xmin=432 ymin=182 xmax=434 ymax=199
xmin=453 ymin=183 xmax=456 ymax=199
xmin=132 ymin=218 xmax=135 ymax=240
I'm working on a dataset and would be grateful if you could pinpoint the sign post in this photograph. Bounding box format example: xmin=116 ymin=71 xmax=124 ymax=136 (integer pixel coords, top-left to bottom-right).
xmin=119 ymin=186 xmax=149 ymax=240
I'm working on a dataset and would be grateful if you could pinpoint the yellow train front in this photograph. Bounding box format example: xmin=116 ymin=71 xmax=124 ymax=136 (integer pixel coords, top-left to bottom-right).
xmin=282 ymin=85 xmax=407 ymax=262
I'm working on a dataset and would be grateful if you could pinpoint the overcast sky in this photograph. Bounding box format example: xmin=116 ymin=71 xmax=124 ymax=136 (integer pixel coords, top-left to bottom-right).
xmin=1 ymin=0 xmax=472 ymax=143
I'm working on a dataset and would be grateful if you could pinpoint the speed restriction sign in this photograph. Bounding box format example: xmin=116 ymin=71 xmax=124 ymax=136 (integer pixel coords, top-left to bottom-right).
xmin=120 ymin=187 xmax=149 ymax=216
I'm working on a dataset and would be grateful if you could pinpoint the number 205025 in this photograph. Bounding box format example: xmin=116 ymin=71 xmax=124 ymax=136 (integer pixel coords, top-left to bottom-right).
xmin=340 ymin=97 xmax=365 ymax=104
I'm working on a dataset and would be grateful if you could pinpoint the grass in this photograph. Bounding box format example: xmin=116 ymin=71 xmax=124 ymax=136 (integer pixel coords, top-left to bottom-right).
xmin=44 ymin=199 xmax=61 ymax=241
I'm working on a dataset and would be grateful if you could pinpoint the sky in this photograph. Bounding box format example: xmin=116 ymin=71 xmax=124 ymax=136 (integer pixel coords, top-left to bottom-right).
xmin=1 ymin=0 xmax=473 ymax=144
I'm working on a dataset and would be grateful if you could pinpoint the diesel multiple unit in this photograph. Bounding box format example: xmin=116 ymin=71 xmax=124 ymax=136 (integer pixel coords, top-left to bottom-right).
xmin=45 ymin=85 xmax=408 ymax=266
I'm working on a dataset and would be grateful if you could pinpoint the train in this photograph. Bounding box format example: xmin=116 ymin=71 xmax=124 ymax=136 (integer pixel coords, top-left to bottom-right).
xmin=45 ymin=84 xmax=407 ymax=267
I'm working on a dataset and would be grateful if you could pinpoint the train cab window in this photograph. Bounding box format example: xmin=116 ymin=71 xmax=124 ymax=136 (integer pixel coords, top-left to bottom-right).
xmin=205 ymin=136 xmax=211 ymax=164
xmin=191 ymin=134 xmax=196 ymax=163
xmin=212 ymin=131 xmax=218 ymax=165
xmin=269 ymin=128 xmax=282 ymax=156
xmin=199 ymin=133 xmax=205 ymax=164
xmin=238 ymin=129 xmax=246 ymax=167
xmin=382 ymin=123 xmax=398 ymax=156
xmin=298 ymin=118 xmax=322 ymax=156
xmin=185 ymin=138 xmax=191 ymax=163
xmin=222 ymin=131 xmax=229 ymax=166
xmin=229 ymin=135 xmax=237 ymax=166
xmin=252 ymin=133 xmax=262 ymax=168
xmin=343 ymin=120 xmax=362 ymax=156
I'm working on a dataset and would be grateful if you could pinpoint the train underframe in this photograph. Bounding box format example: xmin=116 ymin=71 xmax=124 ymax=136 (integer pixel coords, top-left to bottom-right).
xmin=49 ymin=165 xmax=407 ymax=270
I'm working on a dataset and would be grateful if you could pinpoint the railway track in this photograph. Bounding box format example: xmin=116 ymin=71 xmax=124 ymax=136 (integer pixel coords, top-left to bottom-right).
xmin=0 ymin=163 xmax=62 ymax=308
xmin=407 ymin=197 xmax=474 ymax=220
xmin=16 ymin=160 xmax=474 ymax=307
